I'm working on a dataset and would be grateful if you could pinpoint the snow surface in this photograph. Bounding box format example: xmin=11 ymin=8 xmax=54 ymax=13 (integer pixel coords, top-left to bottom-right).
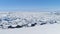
xmin=0 ymin=12 xmax=60 ymax=34
xmin=0 ymin=24 xmax=60 ymax=34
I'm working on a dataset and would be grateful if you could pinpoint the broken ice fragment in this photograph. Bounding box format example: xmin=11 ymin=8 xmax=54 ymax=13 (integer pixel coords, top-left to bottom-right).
xmin=31 ymin=23 xmax=37 ymax=27
xmin=40 ymin=23 xmax=46 ymax=25
xmin=8 ymin=26 xmax=15 ymax=29
xmin=15 ymin=25 xmax=23 ymax=28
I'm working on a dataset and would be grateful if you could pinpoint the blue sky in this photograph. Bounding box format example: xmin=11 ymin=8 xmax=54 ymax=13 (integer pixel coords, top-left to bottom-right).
xmin=0 ymin=0 xmax=60 ymax=12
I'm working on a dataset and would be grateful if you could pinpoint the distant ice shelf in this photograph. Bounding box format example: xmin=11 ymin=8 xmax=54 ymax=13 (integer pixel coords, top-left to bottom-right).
xmin=0 ymin=12 xmax=60 ymax=29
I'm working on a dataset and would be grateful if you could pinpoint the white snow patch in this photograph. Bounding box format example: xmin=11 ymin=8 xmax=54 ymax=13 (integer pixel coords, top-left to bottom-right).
xmin=0 ymin=24 xmax=60 ymax=34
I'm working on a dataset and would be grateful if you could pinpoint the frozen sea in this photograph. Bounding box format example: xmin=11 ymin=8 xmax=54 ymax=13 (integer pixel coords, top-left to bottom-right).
xmin=0 ymin=12 xmax=60 ymax=34
xmin=0 ymin=24 xmax=60 ymax=34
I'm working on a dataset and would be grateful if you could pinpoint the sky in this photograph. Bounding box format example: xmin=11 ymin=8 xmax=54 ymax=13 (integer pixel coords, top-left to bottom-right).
xmin=0 ymin=0 xmax=60 ymax=12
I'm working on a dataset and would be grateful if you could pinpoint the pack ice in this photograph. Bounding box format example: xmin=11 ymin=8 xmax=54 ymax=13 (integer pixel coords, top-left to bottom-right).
xmin=0 ymin=12 xmax=59 ymax=29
